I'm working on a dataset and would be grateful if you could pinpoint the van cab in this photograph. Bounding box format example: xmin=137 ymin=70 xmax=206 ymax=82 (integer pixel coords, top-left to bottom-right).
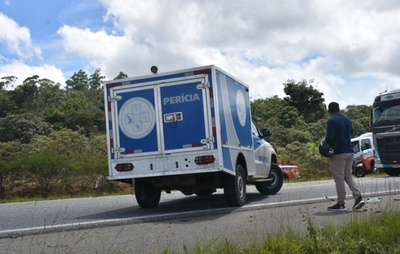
xmin=351 ymin=132 xmax=373 ymax=160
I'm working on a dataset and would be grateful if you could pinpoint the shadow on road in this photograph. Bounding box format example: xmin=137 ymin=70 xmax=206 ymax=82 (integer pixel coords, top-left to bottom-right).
xmin=78 ymin=191 xmax=276 ymax=222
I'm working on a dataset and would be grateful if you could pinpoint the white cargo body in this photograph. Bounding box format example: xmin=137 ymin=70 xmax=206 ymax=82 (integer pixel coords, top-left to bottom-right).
xmin=104 ymin=65 xmax=282 ymax=208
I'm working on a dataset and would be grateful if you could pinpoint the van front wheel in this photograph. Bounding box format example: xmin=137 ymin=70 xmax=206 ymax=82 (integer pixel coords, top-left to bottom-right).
xmin=256 ymin=163 xmax=283 ymax=195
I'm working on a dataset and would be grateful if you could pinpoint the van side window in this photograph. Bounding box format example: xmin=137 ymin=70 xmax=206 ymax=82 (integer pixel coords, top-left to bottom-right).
xmin=361 ymin=139 xmax=371 ymax=150
xmin=352 ymin=141 xmax=360 ymax=153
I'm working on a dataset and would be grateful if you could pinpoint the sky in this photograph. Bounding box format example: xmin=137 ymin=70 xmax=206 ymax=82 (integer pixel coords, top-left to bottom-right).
xmin=1 ymin=0 xmax=400 ymax=108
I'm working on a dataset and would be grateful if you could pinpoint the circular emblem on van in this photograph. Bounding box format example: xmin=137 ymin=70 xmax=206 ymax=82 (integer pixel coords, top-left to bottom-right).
xmin=236 ymin=90 xmax=246 ymax=126
xmin=119 ymin=97 xmax=156 ymax=139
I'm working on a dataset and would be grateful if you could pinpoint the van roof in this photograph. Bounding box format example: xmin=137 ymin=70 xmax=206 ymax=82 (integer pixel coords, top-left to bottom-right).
xmin=351 ymin=132 xmax=372 ymax=142
xmin=359 ymin=132 xmax=372 ymax=138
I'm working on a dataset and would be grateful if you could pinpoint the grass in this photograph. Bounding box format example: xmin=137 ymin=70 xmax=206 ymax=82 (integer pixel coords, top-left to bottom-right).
xmin=264 ymin=211 xmax=400 ymax=254
xmin=0 ymin=180 xmax=132 ymax=203
xmin=1 ymin=188 xmax=133 ymax=203
xmin=163 ymin=209 xmax=400 ymax=254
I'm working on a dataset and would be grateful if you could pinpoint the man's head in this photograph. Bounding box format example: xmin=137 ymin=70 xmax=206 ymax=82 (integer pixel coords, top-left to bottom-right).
xmin=328 ymin=102 xmax=340 ymax=114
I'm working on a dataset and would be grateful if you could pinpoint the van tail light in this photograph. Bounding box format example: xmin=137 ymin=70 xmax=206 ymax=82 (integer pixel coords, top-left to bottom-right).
xmin=115 ymin=163 xmax=134 ymax=171
xmin=195 ymin=155 xmax=215 ymax=165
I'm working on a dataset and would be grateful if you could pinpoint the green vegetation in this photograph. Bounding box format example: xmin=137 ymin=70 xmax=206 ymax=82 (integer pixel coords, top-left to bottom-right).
xmin=164 ymin=209 xmax=400 ymax=254
xmin=0 ymin=72 xmax=372 ymax=201
xmin=0 ymin=71 xmax=131 ymax=201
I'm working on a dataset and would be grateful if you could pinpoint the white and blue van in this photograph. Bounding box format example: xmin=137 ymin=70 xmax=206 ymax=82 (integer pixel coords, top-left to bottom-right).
xmin=104 ymin=65 xmax=283 ymax=208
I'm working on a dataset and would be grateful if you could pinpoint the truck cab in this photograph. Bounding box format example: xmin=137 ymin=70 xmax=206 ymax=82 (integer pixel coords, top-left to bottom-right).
xmin=372 ymin=89 xmax=400 ymax=176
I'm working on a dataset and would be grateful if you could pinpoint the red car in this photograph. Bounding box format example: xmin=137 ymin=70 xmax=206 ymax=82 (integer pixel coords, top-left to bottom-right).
xmin=279 ymin=165 xmax=300 ymax=180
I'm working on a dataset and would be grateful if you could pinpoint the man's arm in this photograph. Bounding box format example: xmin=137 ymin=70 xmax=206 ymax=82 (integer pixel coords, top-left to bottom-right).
xmin=326 ymin=118 xmax=336 ymax=147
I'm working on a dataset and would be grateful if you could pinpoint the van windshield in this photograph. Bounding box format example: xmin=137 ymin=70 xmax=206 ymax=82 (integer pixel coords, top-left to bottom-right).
xmin=352 ymin=140 xmax=360 ymax=153
xmin=251 ymin=121 xmax=260 ymax=137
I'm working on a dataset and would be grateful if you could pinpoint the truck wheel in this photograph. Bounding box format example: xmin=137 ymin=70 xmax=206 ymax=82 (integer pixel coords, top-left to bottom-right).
xmin=223 ymin=164 xmax=246 ymax=206
xmin=386 ymin=168 xmax=400 ymax=176
xmin=134 ymin=179 xmax=161 ymax=208
xmin=256 ymin=163 xmax=283 ymax=195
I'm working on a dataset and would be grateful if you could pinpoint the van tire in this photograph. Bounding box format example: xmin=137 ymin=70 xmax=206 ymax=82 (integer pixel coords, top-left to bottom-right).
xmin=354 ymin=167 xmax=366 ymax=177
xmin=256 ymin=163 xmax=283 ymax=195
xmin=135 ymin=179 xmax=161 ymax=208
xmin=224 ymin=164 xmax=246 ymax=206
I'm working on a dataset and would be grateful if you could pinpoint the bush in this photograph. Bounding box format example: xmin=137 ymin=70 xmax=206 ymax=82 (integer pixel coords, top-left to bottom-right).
xmin=277 ymin=141 xmax=331 ymax=180
xmin=0 ymin=113 xmax=52 ymax=143
xmin=8 ymin=151 xmax=70 ymax=196
xmin=0 ymin=130 xmax=112 ymax=200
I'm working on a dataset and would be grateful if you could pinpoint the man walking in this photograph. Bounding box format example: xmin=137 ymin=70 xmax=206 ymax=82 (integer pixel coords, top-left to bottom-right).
xmin=325 ymin=102 xmax=365 ymax=212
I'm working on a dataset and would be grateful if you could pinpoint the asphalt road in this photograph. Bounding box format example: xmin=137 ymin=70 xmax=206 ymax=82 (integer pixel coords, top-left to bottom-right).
xmin=1 ymin=176 xmax=400 ymax=253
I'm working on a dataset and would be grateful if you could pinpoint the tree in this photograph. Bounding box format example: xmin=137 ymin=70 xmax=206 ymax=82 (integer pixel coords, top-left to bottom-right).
xmin=276 ymin=105 xmax=300 ymax=128
xmin=9 ymin=75 xmax=40 ymax=112
xmin=66 ymin=70 xmax=89 ymax=90
xmin=344 ymin=105 xmax=372 ymax=136
xmin=251 ymin=96 xmax=288 ymax=130
xmin=0 ymin=113 xmax=52 ymax=143
xmin=34 ymin=79 xmax=65 ymax=113
xmin=0 ymin=90 xmax=16 ymax=117
xmin=114 ymin=71 xmax=128 ymax=80
xmin=87 ymin=69 xmax=105 ymax=110
xmin=344 ymin=105 xmax=371 ymax=119
xmin=47 ymin=89 xmax=104 ymax=135
xmin=89 ymin=68 xmax=105 ymax=91
xmin=66 ymin=69 xmax=106 ymax=92
xmin=6 ymin=76 xmax=66 ymax=116
xmin=0 ymin=76 xmax=17 ymax=90
xmin=283 ymin=79 xmax=325 ymax=123
xmin=0 ymin=76 xmax=18 ymax=116
xmin=307 ymin=119 xmax=328 ymax=143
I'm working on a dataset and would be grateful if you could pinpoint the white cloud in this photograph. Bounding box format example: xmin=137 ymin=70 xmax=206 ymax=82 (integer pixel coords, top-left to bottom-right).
xmin=0 ymin=61 xmax=66 ymax=86
xmin=0 ymin=12 xmax=65 ymax=86
xmin=57 ymin=25 xmax=163 ymax=78
xmin=56 ymin=0 xmax=400 ymax=107
xmin=0 ymin=12 xmax=41 ymax=59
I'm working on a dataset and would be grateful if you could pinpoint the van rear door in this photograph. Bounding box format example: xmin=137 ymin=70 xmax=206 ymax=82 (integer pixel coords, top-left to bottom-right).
xmin=159 ymin=77 xmax=212 ymax=152
xmin=109 ymin=75 xmax=212 ymax=159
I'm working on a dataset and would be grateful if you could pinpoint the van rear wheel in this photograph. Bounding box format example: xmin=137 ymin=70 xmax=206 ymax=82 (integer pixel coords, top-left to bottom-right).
xmin=135 ymin=179 xmax=161 ymax=208
xmin=224 ymin=164 xmax=246 ymax=206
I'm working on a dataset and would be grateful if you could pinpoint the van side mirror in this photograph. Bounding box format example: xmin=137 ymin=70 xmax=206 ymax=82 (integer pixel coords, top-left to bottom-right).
xmin=261 ymin=128 xmax=271 ymax=138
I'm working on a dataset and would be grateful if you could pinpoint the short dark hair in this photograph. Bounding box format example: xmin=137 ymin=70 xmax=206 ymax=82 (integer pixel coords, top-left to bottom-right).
xmin=328 ymin=102 xmax=340 ymax=113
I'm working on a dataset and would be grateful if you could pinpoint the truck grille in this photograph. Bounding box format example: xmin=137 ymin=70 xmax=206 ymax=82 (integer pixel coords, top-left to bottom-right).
xmin=376 ymin=136 xmax=400 ymax=164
